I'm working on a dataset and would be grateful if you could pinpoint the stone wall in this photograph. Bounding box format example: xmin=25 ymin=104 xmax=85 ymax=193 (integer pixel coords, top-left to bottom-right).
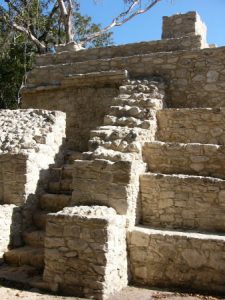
xmin=21 ymin=46 xmax=225 ymax=111
xmin=162 ymin=11 xmax=208 ymax=48
xmin=44 ymin=206 xmax=127 ymax=300
xmin=0 ymin=109 xmax=66 ymax=207
xmin=21 ymin=12 xmax=225 ymax=152
xmin=128 ymin=227 xmax=225 ymax=294
xmin=140 ymin=173 xmax=225 ymax=233
xmin=0 ymin=205 xmax=22 ymax=257
xmin=143 ymin=141 xmax=225 ymax=179
xmin=33 ymin=34 xmax=203 ymax=67
xmin=157 ymin=108 xmax=225 ymax=144
xmin=22 ymin=87 xmax=118 ymax=152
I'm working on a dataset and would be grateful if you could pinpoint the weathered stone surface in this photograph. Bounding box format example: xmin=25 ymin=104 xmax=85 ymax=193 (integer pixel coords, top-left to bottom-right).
xmin=143 ymin=141 xmax=225 ymax=179
xmin=0 ymin=110 xmax=66 ymax=206
xmin=1 ymin=10 xmax=225 ymax=300
xmin=34 ymin=35 xmax=203 ymax=67
xmin=140 ymin=173 xmax=225 ymax=232
xmin=44 ymin=206 xmax=127 ymax=300
xmin=157 ymin=108 xmax=225 ymax=144
xmin=162 ymin=11 xmax=208 ymax=48
xmin=0 ymin=205 xmax=22 ymax=256
xmin=72 ymin=79 xmax=165 ymax=227
xmin=128 ymin=227 xmax=225 ymax=294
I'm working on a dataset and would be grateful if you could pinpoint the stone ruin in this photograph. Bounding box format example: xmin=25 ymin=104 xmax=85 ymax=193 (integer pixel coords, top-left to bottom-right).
xmin=0 ymin=11 xmax=224 ymax=299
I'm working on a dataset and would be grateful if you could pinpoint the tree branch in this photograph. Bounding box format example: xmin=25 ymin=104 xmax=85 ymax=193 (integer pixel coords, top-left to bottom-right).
xmin=82 ymin=0 xmax=162 ymax=43
xmin=39 ymin=2 xmax=59 ymax=41
xmin=57 ymin=0 xmax=74 ymax=43
xmin=12 ymin=22 xmax=46 ymax=53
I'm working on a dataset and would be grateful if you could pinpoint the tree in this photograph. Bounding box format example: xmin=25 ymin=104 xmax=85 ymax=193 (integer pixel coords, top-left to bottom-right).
xmin=0 ymin=0 xmax=162 ymax=53
xmin=0 ymin=0 xmax=162 ymax=108
xmin=0 ymin=1 xmax=112 ymax=108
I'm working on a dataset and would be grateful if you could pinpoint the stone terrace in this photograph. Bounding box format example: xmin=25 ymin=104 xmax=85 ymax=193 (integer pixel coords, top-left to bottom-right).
xmin=0 ymin=10 xmax=224 ymax=300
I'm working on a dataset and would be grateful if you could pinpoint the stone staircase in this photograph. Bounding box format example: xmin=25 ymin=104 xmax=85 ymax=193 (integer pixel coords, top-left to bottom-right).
xmin=128 ymin=105 xmax=225 ymax=293
xmin=0 ymin=78 xmax=166 ymax=290
xmin=1 ymin=152 xmax=80 ymax=288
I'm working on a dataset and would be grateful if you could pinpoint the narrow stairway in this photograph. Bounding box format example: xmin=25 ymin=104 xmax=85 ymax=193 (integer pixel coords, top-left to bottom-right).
xmin=0 ymin=151 xmax=82 ymax=288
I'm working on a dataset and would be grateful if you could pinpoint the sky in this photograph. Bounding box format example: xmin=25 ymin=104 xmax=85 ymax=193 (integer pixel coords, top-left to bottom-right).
xmin=80 ymin=0 xmax=225 ymax=47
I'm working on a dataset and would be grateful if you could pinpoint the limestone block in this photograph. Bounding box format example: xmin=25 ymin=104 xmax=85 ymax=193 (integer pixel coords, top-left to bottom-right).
xmin=44 ymin=206 xmax=127 ymax=300
xmin=72 ymin=159 xmax=145 ymax=226
xmin=0 ymin=109 xmax=66 ymax=206
xmin=162 ymin=11 xmax=208 ymax=48
xmin=157 ymin=108 xmax=225 ymax=145
xmin=128 ymin=227 xmax=225 ymax=294
xmin=143 ymin=141 xmax=225 ymax=179
xmin=140 ymin=173 xmax=225 ymax=232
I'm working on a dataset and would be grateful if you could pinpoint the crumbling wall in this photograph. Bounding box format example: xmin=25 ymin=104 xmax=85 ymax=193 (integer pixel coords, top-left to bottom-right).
xmin=0 ymin=109 xmax=66 ymax=206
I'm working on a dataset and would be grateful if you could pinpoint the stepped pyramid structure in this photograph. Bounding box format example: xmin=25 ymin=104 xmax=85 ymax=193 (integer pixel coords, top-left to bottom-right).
xmin=0 ymin=11 xmax=224 ymax=299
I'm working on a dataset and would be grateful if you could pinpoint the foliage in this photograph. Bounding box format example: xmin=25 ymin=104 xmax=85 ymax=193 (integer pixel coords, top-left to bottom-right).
xmin=0 ymin=1 xmax=113 ymax=109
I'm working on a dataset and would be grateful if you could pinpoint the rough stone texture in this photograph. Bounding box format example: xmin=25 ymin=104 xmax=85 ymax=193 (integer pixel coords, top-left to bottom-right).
xmin=128 ymin=227 xmax=225 ymax=294
xmin=72 ymin=79 xmax=165 ymax=227
xmin=22 ymin=87 xmax=118 ymax=151
xmin=73 ymin=159 xmax=145 ymax=217
xmin=143 ymin=141 xmax=225 ymax=179
xmin=140 ymin=173 xmax=225 ymax=233
xmin=21 ymin=46 xmax=225 ymax=110
xmin=157 ymin=108 xmax=225 ymax=144
xmin=0 ymin=205 xmax=22 ymax=256
xmin=162 ymin=11 xmax=208 ymax=48
xmin=44 ymin=206 xmax=127 ymax=300
xmin=0 ymin=154 xmax=27 ymax=206
xmin=1 ymin=11 xmax=225 ymax=299
xmin=0 ymin=110 xmax=66 ymax=206
xmin=34 ymin=35 xmax=203 ymax=67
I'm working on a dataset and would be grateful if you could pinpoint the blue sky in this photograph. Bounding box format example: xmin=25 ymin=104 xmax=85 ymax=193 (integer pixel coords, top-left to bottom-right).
xmin=80 ymin=0 xmax=225 ymax=47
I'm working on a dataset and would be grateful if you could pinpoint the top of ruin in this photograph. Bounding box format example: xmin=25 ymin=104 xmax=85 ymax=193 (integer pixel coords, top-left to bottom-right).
xmin=162 ymin=11 xmax=208 ymax=48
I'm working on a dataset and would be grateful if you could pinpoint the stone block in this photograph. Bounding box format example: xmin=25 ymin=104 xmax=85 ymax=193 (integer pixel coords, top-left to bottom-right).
xmin=128 ymin=227 xmax=225 ymax=294
xmin=162 ymin=11 xmax=208 ymax=48
xmin=44 ymin=206 xmax=127 ymax=300
xmin=143 ymin=141 xmax=225 ymax=179
xmin=157 ymin=108 xmax=225 ymax=145
xmin=140 ymin=173 xmax=225 ymax=232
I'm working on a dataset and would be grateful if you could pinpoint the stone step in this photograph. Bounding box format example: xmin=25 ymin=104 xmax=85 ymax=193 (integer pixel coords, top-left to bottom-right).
xmin=108 ymin=105 xmax=154 ymax=120
xmin=23 ymin=230 xmax=45 ymax=247
xmin=140 ymin=173 xmax=225 ymax=233
xmin=157 ymin=108 xmax=225 ymax=144
xmin=128 ymin=226 xmax=225 ymax=294
xmin=104 ymin=114 xmax=155 ymax=129
xmin=112 ymin=96 xmax=164 ymax=110
xmin=48 ymin=179 xmax=72 ymax=194
xmin=0 ymin=264 xmax=52 ymax=291
xmin=89 ymin=126 xmax=154 ymax=154
xmin=49 ymin=164 xmax=73 ymax=180
xmin=4 ymin=246 xmax=44 ymax=270
xmin=143 ymin=141 xmax=225 ymax=179
xmin=119 ymin=80 xmax=165 ymax=96
xmin=39 ymin=193 xmax=71 ymax=212
xmin=33 ymin=210 xmax=48 ymax=230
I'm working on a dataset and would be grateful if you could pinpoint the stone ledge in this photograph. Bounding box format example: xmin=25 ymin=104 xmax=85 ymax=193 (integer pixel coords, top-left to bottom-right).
xmin=140 ymin=173 xmax=225 ymax=232
xmin=128 ymin=226 xmax=225 ymax=294
xmin=21 ymin=70 xmax=128 ymax=94
xmin=34 ymin=35 xmax=203 ymax=67
xmin=157 ymin=108 xmax=225 ymax=144
xmin=143 ymin=141 xmax=225 ymax=179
